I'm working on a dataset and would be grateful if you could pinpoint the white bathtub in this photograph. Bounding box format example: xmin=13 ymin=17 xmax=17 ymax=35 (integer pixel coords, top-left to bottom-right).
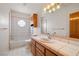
xmin=10 ymin=39 xmax=31 ymax=49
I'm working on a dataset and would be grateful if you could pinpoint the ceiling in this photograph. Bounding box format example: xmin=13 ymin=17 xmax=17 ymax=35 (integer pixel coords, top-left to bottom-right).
xmin=0 ymin=3 xmax=48 ymax=14
xmin=0 ymin=3 xmax=76 ymax=15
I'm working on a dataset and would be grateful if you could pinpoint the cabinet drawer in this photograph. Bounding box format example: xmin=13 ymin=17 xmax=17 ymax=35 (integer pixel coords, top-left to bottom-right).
xmin=46 ymin=49 xmax=57 ymax=56
xmin=36 ymin=48 xmax=44 ymax=56
xmin=36 ymin=43 xmax=44 ymax=53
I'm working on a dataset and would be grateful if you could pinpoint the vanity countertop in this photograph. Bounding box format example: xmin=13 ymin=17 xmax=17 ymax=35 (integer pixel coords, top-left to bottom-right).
xmin=32 ymin=35 xmax=79 ymax=56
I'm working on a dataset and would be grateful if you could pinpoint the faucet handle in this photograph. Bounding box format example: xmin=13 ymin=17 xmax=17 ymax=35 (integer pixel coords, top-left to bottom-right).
xmin=52 ymin=32 xmax=56 ymax=36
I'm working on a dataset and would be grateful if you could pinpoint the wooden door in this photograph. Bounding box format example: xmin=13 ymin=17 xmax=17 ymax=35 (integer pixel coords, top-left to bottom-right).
xmin=70 ymin=19 xmax=76 ymax=38
xmin=32 ymin=14 xmax=38 ymax=27
xmin=76 ymin=19 xmax=79 ymax=38
xmin=70 ymin=11 xmax=79 ymax=39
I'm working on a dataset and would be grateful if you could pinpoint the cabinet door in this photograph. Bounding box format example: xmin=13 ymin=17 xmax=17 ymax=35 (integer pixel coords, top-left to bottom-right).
xmin=36 ymin=48 xmax=44 ymax=56
xmin=31 ymin=39 xmax=36 ymax=56
xmin=36 ymin=42 xmax=44 ymax=53
xmin=46 ymin=49 xmax=57 ymax=56
xmin=31 ymin=44 xmax=36 ymax=56
xmin=31 ymin=39 xmax=36 ymax=45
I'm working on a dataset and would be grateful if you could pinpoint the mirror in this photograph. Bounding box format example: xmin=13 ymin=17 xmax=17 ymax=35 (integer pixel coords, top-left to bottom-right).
xmin=41 ymin=17 xmax=47 ymax=34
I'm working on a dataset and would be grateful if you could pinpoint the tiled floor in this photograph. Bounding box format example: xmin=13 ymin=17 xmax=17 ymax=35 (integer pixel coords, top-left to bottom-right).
xmin=8 ymin=46 xmax=32 ymax=56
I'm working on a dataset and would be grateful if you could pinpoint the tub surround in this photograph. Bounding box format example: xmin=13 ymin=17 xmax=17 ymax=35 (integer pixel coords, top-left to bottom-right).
xmin=31 ymin=35 xmax=79 ymax=56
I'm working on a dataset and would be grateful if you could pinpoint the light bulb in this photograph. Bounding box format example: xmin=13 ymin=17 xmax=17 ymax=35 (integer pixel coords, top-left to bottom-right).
xmin=43 ymin=8 xmax=46 ymax=12
xmin=52 ymin=8 xmax=55 ymax=11
xmin=49 ymin=10 xmax=52 ymax=13
xmin=47 ymin=5 xmax=50 ymax=9
xmin=57 ymin=5 xmax=60 ymax=9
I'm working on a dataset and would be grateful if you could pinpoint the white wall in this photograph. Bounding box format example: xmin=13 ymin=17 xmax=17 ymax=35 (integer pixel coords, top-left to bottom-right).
xmin=43 ymin=3 xmax=79 ymax=37
xmin=0 ymin=5 xmax=10 ymax=55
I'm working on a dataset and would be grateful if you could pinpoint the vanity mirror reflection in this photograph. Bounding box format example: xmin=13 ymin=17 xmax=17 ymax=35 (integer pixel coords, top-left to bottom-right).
xmin=70 ymin=11 xmax=79 ymax=39
xmin=40 ymin=17 xmax=47 ymax=34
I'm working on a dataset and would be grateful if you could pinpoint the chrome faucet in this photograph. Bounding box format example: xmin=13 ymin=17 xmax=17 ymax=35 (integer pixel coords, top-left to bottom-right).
xmin=47 ymin=32 xmax=56 ymax=39
xmin=52 ymin=32 xmax=56 ymax=37
xmin=47 ymin=33 xmax=51 ymax=39
xmin=52 ymin=32 xmax=56 ymax=40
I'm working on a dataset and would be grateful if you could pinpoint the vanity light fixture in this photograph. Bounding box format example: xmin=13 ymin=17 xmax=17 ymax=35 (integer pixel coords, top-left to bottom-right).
xmin=43 ymin=3 xmax=61 ymax=13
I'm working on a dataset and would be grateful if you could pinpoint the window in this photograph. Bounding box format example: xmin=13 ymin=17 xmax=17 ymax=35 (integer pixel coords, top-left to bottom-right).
xmin=17 ymin=20 xmax=26 ymax=27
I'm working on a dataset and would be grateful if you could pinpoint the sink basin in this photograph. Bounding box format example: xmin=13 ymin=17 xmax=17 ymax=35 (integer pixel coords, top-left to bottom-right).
xmin=41 ymin=38 xmax=55 ymax=43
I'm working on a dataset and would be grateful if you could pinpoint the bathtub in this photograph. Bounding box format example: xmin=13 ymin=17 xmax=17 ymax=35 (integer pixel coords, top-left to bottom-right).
xmin=10 ymin=39 xmax=31 ymax=49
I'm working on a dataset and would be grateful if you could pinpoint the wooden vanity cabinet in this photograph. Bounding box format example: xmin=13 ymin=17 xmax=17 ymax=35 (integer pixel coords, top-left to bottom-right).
xmin=36 ymin=42 xmax=45 ymax=53
xmin=46 ymin=49 xmax=57 ymax=56
xmin=31 ymin=44 xmax=36 ymax=55
xmin=31 ymin=39 xmax=36 ymax=56
xmin=31 ymin=39 xmax=57 ymax=56
xmin=36 ymin=48 xmax=44 ymax=56
xmin=36 ymin=42 xmax=45 ymax=56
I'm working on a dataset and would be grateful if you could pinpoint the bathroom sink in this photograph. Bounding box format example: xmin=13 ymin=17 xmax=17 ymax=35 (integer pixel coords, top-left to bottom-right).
xmin=41 ymin=38 xmax=55 ymax=43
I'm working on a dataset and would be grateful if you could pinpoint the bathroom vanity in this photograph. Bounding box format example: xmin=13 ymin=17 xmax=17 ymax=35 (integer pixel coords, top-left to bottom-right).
xmin=31 ymin=36 xmax=79 ymax=56
xmin=31 ymin=38 xmax=59 ymax=56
